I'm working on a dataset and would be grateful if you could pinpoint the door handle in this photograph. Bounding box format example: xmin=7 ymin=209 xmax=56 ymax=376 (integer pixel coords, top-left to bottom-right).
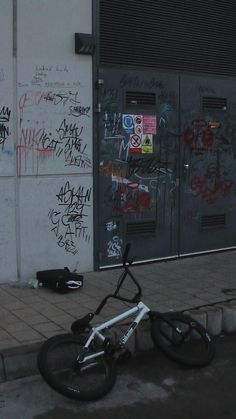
xmin=183 ymin=164 xmax=190 ymax=181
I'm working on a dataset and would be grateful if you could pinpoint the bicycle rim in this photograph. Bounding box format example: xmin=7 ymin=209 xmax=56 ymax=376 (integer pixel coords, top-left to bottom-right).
xmin=38 ymin=334 xmax=116 ymax=400
xmin=151 ymin=313 xmax=214 ymax=366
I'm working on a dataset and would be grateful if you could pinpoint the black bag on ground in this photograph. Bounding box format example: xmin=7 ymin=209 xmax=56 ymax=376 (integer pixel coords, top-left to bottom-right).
xmin=36 ymin=267 xmax=83 ymax=293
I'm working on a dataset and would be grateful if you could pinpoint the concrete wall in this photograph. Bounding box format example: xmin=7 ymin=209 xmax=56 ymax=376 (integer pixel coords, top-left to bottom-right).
xmin=0 ymin=0 xmax=93 ymax=282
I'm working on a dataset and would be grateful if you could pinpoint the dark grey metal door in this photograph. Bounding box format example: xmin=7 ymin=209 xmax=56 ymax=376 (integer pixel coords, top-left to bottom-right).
xmin=97 ymin=68 xmax=180 ymax=266
xmin=97 ymin=0 xmax=236 ymax=266
xmin=180 ymin=75 xmax=236 ymax=254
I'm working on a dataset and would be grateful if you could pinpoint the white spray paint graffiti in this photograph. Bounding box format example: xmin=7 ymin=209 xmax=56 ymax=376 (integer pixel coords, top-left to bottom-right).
xmin=107 ymin=236 xmax=123 ymax=258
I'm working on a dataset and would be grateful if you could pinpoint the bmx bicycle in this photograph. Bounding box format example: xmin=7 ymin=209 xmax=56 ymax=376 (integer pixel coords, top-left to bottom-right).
xmin=38 ymin=243 xmax=215 ymax=401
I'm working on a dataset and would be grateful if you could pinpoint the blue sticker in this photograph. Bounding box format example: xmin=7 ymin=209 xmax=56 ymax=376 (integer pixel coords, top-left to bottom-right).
xmin=123 ymin=115 xmax=134 ymax=134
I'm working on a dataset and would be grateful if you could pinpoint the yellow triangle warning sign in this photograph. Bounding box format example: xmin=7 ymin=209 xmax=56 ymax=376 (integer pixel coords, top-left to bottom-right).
xmin=143 ymin=135 xmax=151 ymax=145
xmin=141 ymin=134 xmax=153 ymax=154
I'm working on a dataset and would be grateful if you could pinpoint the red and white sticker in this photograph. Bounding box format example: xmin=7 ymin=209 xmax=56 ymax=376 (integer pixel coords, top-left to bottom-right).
xmin=130 ymin=134 xmax=142 ymax=154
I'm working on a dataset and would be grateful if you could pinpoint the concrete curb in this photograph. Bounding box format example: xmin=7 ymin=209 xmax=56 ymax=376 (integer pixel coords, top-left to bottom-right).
xmin=0 ymin=342 xmax=41 ymax=383
xmin=184 ymin=299 xmax=236 ymax=336
xmin=1 ymin=300 xmax=236 ymax=383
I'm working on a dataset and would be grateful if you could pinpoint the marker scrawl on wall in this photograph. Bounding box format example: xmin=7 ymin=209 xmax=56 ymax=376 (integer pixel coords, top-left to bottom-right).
xmin=17 ymin=61 xmax=92 ymax=176
xmin=48 ymin=180 xmax=92 ymax=255
xmin=0 ymin=65 xmax=14 ymax=174
xmin=0 ymin=106 xmax=11 ymax=150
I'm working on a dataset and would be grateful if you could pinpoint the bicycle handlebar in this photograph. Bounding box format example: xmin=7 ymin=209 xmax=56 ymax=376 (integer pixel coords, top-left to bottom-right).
xmin=95 ymin=244 xmax=141 ymax=315
xmin=122 ymin=243 xmax=131 ymax=266
xmin=121 ymin=243 xmax=142 ymax=299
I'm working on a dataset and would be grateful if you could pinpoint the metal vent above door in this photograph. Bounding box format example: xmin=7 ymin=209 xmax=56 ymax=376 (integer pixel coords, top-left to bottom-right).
xmin=202 ymin=97 xmax=227 ymax=111
xmin=100 ymin=0 xmax=236 ymax=76
xmin=126 ymin=221 xmax=156 ymax=236
xmin=126 ymin=92 xmax=156 ymax=106
xmin=201 ymin=214 xmax=226 ymax=229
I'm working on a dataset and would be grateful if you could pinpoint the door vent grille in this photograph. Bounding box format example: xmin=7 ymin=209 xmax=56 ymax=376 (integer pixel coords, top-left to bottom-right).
xmin=201 ymin=214 xmax=226 ymax=229
xmin=126 ymin=91 xmax=156 ymax=106
xmin=126 ymin=220 xmax=156 ymax=236
xmin=202 ymin=97 xmax=227 ymax=111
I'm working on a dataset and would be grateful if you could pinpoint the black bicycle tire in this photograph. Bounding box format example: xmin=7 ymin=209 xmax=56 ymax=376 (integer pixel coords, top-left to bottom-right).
xmin=37 ymin=333 xmax=117 ymax=401
xmin=151 ymin=312 xmax=215 ymax=367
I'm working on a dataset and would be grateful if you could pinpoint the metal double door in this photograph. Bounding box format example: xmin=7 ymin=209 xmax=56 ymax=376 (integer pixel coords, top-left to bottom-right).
xmin=97 ymin=68 xmax=236 ymax=267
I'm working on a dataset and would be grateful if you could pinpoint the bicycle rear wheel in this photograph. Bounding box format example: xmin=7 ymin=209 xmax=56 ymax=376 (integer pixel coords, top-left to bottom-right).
xmin=151 ymin=312 xmax=214 ymax=367
xmin=37 ymin=333 xmax=116 ymax=401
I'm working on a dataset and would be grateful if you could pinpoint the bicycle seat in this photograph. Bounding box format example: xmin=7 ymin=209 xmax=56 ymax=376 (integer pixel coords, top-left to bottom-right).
xmin=71 ymin=313 xmax=94 ymax=334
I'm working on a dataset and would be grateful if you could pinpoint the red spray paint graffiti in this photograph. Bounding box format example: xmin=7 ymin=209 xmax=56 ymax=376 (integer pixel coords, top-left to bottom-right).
xmin=190 ymin=164 xmax=233 ymax=205
xmin=183 ymin=119 xmax=230 ymax=154
xmin=105 ymin=180 xmax=151 ymax=214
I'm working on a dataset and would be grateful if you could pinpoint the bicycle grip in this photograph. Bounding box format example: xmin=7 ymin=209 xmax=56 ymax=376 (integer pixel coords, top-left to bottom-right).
xmin=122 ymin=243 xmax=131 ymax=266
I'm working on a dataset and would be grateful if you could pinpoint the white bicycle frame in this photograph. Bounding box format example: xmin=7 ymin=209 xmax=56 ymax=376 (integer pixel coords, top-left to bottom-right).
xmin=80 ymin=301 xmax=150 ymax=363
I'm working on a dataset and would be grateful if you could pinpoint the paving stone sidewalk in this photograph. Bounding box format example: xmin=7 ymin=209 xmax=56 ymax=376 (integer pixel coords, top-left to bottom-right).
xmin=1 ymin=249 xmax=236 ymax=381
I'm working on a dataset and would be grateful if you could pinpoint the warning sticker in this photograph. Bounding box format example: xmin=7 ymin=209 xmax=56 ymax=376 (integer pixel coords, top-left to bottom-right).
xmin=143 ymin=115 xmax=157 ymax=134
xmin=130 ymin=134 xmax=142 ymax=154
xmin=122 ymin=114 xmax=156 ymax=154
xmin=135 ymin=124 xmax=143 ymax=135
xmin=208 ymin=121 xmax=222 ymax=129
xmin=134 ymin=115 xmax=143 ymax=125
xmin=142 ymin=134 xmax=153 ymax=154
xmin=134 ymin=115 xmax=143 ymax=135
xmin=122 ymin=115 xmax=134 ymax=134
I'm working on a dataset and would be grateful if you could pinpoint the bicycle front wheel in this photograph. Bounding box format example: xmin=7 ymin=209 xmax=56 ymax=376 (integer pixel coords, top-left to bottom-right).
xmin=37 ymin=333 xmax=116 ymax=401
xmin=151 ymin=312 xmax=215 ymax=367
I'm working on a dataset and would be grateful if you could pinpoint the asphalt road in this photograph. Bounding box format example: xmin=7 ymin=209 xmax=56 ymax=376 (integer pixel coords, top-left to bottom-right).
xmin=0 ymin=334 xmax=236 ymax=419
